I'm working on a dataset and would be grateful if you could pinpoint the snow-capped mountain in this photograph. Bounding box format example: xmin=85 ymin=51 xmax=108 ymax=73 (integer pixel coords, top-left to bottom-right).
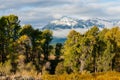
xmin=43 ymin=16 xmax=119 ymax=30
xmin=42 ymin=16 xmax=78 ymax=30
xmin=42 ymin=16 xmax=120 ymax=43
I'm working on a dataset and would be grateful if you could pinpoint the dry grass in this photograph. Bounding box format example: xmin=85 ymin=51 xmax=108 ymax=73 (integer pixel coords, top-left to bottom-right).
xmin=42 ymin=71 xmax=120 ymax=80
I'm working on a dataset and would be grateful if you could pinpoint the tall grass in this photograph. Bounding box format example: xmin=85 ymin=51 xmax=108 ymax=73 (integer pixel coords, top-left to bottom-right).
xmin=42 ymin=71 xmax=120 ymax=80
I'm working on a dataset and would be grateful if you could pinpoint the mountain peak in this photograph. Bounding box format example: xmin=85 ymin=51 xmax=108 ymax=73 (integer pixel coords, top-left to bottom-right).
xmin=50 ymin=16 xmax=78 ymax=26
xmin=42 ymin=16 xmax=120 ymax=43
xmin=42 ymin=16 xmax=120 ymax=30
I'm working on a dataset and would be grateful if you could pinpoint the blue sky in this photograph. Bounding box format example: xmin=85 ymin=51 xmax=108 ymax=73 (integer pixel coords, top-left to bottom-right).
xmin=0 ymin=0 xmax=120 ymax=28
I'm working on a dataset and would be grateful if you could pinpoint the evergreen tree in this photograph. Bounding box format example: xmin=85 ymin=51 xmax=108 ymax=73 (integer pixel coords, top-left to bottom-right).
xmin=0 ymin=15 xmax=21 ymax=62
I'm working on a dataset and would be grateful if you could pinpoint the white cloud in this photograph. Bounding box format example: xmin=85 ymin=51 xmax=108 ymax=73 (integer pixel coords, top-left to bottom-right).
xmin=52 ymin=14 xmax=62 ymax=19
xmin=106 ymin=6 xmax=120 ymax=14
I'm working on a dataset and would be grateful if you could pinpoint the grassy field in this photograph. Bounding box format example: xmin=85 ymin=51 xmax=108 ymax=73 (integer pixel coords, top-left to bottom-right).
xmin=42 ymin=71 xmax=120 ymax=80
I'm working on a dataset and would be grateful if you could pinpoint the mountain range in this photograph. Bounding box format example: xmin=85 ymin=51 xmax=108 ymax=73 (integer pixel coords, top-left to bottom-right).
xmin=42 ymin=16 xmax=120 ymax=43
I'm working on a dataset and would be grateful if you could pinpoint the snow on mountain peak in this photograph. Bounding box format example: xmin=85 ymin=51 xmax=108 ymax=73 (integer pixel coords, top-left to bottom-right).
xmin=42 ymin=16 xmax=120 ymax=38
xmin=41 ymin=16 xmax=120 ymax=43
xmin=51 ymin=16 xmax=78 ymax=26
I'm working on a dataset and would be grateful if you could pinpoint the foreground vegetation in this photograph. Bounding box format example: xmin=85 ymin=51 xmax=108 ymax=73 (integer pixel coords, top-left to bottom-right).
xmin=42 ymin=71 xmax=120 ymax=80
xmin=0 ymin=14 xmax=120 ymax=79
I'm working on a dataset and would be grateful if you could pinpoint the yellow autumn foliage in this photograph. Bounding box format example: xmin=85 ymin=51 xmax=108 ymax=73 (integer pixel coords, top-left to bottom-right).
xmin=17 ymin=35 xmax=31 ymax=44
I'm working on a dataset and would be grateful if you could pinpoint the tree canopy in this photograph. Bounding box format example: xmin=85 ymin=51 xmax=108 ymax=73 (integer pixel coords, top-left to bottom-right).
xmin=0 ymin=14 xmax=120 ymax=79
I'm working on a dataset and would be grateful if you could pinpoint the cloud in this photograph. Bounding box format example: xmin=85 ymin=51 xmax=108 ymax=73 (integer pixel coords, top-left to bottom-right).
xmin=52 ymin=14 xmax=62 ymax=19
xmin=0 ymin=0 xmax=120 ymax=28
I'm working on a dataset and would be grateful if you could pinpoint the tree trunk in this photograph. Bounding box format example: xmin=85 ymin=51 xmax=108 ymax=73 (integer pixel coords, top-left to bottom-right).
xmin=79 ymin=60 xmax=85 ymax=73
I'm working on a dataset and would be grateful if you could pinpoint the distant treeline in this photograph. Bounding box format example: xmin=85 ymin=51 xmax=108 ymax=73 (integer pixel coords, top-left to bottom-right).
xmin=0 ymin=15 xmax=120 ymax=78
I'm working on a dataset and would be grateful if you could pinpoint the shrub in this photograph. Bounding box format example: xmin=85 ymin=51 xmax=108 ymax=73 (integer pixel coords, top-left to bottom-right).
xmin=0 ymin=60 xmax=12 ymax=75
xmin=55 ymin=62 xmax=65 ymax=75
